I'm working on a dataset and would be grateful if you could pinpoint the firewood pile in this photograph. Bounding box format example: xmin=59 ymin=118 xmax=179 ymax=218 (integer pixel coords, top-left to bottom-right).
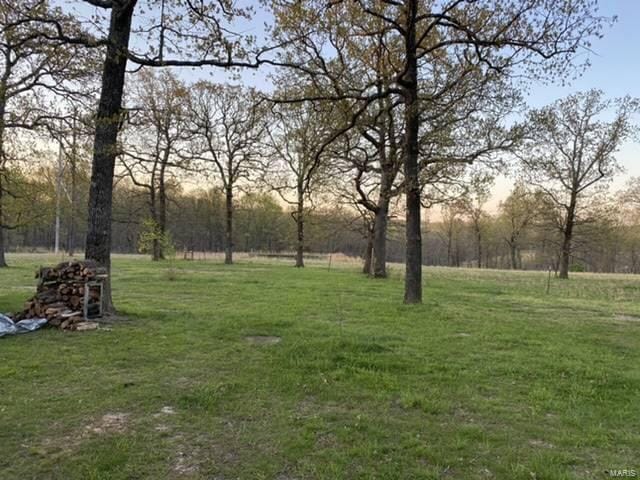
xmin=13 ymin=260 xmax=107 ymax=331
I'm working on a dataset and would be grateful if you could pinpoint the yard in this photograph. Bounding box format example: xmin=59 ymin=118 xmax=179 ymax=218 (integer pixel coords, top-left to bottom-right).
xmin=1 ymin=255 xmax=639 ymax=479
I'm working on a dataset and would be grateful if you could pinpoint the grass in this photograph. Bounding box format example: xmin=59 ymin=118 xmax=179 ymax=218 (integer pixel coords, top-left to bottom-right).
xmin=1 ymin=254 xmax=639 ymax=479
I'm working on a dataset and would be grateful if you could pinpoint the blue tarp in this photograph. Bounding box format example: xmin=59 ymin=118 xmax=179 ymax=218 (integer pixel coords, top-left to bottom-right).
xmin=0 ymin=314 xmax=47 ymax=337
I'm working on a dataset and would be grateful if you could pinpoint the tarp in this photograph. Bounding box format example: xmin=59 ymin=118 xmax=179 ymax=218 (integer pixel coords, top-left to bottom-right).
xmin=0 ymin=314 xmax=47 ymax=338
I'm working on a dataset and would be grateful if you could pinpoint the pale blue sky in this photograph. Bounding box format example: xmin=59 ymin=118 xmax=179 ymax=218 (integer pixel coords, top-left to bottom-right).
xmin=64 ymin=0 xmax=639 ymax=198
xmin=483 ymin=0 xmax=640 ymax=204
xmin=212 ymin=0 xmax=640 ymax=190
xmin=524 ymin=0 xmax=640 ymax=178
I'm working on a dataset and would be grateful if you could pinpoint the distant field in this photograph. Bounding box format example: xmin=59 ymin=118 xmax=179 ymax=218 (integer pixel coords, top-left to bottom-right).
xmin=1 ymin=254 xmax=639 ymax=479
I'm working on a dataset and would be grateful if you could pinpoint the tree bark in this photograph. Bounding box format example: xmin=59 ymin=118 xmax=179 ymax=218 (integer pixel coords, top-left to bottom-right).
xmin=509 ymin=241 xmax=518 ymax=270
xmin=0 ymin=176 xmax=6 ymax=268
xmin=0 ymin=84 xmax=8 ymax=267
xmin=295 ymin=187 xmax=304 ymax=268
xmin=157 ymin=152 xmax=168 ymax=260
xmin=373 ymin=199 xmax=388 ymax=277
xmin=85 ymin=0 xmax=137 ymax=313
xmin=476 ymin=226 xmax=482 ymax=269
xmin=224 ymin=185 xmax=233 ymax=264
xmin=149 ymin=187 xmax=162 ymax=261
xmin=371 ymin=91 xmax=396 ymax=279
xmin=66 ymin=121 xmax=77 ymax=257
xmin=446 ymin=227 xmax=453 ymax=267
xmin=402 ymin=0 xmax=422 ymax=303
xmin=559 ymin=195 xmax=577 ymax=279
xmin=54 ymin=144 xmax=63 ymax=254
xmin=363 ymin=226 xmax=373 ymax=275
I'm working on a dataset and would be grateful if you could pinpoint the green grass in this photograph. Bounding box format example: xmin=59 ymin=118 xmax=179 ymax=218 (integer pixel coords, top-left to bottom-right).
xmin=1 ymin=254 xmax=639 ymax=479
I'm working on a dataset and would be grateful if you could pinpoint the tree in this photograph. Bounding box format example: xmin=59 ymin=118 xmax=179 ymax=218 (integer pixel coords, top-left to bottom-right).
xmin=40 ymin=0 xmax=279 ymax=310
xmin=120 ymin=69 xmax=190 ymax=261
xmin=350 ymin=95 xmax=403 ymax=278
xmin=625 ymin=177 xmax=640 ymax=207
xmin=0 ymin=0 xmax=91 ymax=266
xmin=235 ymin=193 xmax=288 ymax=253
xmin=47 ymin=104 xmax=94 ymax=257
xmin=439 ymin=203 xmax=464 ymax=267
xmin=270 ymin=0 xmax=608 ymax=302
xmin=264 ymin=101 xmax=333 ymax=267
xmin=498 ymin=184 xmax=542 ymax=270
xmin=517 ymin=90 xmax=638 ymax=279
xmin=460 ymin=183 xmax=491 ymax=268
xmin=189 ymin=83 xmax=265 ymax=265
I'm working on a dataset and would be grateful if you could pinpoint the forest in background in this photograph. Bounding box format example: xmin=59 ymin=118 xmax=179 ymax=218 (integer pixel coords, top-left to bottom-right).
xmin=6 ymin=150 xmax=640 ymax=274
xmin=2 ymin=0 xmax=640 ymax=307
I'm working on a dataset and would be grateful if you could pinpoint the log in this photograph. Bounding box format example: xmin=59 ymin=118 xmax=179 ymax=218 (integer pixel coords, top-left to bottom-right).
xmin=16 ymin=261 xmax=108 ymax=330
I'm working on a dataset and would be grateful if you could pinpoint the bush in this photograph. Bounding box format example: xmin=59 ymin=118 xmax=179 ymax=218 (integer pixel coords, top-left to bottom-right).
xmin=137 ymin=219 xmax=176 ymax=260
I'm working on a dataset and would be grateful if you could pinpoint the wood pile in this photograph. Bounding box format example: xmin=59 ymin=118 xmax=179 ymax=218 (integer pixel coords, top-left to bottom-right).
xmin=14 ymin=260 xmax=107 ymax=331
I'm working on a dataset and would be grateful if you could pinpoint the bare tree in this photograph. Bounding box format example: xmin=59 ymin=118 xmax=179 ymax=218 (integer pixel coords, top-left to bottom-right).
xmin=189 ymin=83 xmax=265 ymax=265
xmin=33 ymin=0 xmax=287 ymax=309
xmin=498 ymin=184 xmax=543 ymax=270
xmin=264 ymin=101 xmax=333 ymax=267
xmin=120 ymin=69 xmax=190 ymax=260
xmin=517 ymin=90 xmax=638 ymax=279
xmin=460 ymin=183 xmax=491 ymax=269
xmin=438 ymin=203 xmax=464 ymax=267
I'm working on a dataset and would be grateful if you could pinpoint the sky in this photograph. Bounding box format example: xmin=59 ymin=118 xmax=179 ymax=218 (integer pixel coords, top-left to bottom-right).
xmin=179 ymin=0 xmax=640 ymax=205
xmin=484 ymin=0 xmax=640 ymax=208
xmin=63 ymin=0 xmax=640 ymax=206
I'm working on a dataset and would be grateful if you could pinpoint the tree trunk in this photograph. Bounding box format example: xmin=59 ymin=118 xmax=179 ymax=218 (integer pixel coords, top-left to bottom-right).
xmin=0 ymin=62 xmax=9 ymax=267
xmin=224 ymin=185 xmax=233 ymax=264
xmin=509 ymin=241 xmax=518 ymax=270
xmin=54 ymin=143 xmax=63 ymax=255
xmin=559 ymin=232 xmax=572 ymax=279
xmin=295 ymin=188 xmax=304 ymax=268
xmin=66 ymin=123 xmax=77 ymax=257
xmin=373 ymin=192 xmax=390 ymax=278
xmin=0 ymin=135 xmax=6 ymax=268
xmin=371 ymin=90 xmax=396 ymax=279
xmin=0 ymin=177 xmax=6 ymax=268
xmin=149 ymin=185 xmax=161 ymax=261
xmin=476 ymin=227 xmax=482 ymax=269
xmin=363 ymin=227 xmax=373 ymax=275
xmin=85 ymin=0 xmax=137 ymax=313
xmin=157 ymin=154 xmax=168 ymax=260
xmin=559 ymin=196 xmax=577 ymax=279
xmin=402 ymin=0 xmax=422 ymax=304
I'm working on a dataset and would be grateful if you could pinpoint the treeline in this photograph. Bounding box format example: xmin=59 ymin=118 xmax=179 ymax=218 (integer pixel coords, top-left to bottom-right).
xmin=6 ymin=163 xmax=640 ymax=275
xmin=2 ymin=1 xmax=638 ymax=307
xmin=3 ymin=171 xmax=369 ymax=258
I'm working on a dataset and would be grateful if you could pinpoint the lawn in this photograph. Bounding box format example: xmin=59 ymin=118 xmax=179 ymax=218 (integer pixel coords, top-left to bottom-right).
xmin=1 ymin=254 xmax=639 ymax=479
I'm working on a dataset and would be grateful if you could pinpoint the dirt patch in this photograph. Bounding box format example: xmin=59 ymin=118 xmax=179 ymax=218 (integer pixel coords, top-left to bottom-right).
xmin=174 ymin=449 xmax=199 ymax=475
xmin=275 ymin=474 xmax=299 ymax=480
xmin=528 ymin=439 xmax=554 ymax=449
xmin=315 ymin=431 xmax=338 ymax=449
xmin=86 ymin=412 xmax=129 ymax=435
xmin=245 ymin=335 xmax=282 ymax=345
xmin=614 ymin=314 xmax=640 ymax=322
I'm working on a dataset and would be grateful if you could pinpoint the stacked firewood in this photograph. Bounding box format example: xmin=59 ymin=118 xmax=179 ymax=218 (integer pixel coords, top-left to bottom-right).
xmin=14 ymin=260 xmax=107 ymax=331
